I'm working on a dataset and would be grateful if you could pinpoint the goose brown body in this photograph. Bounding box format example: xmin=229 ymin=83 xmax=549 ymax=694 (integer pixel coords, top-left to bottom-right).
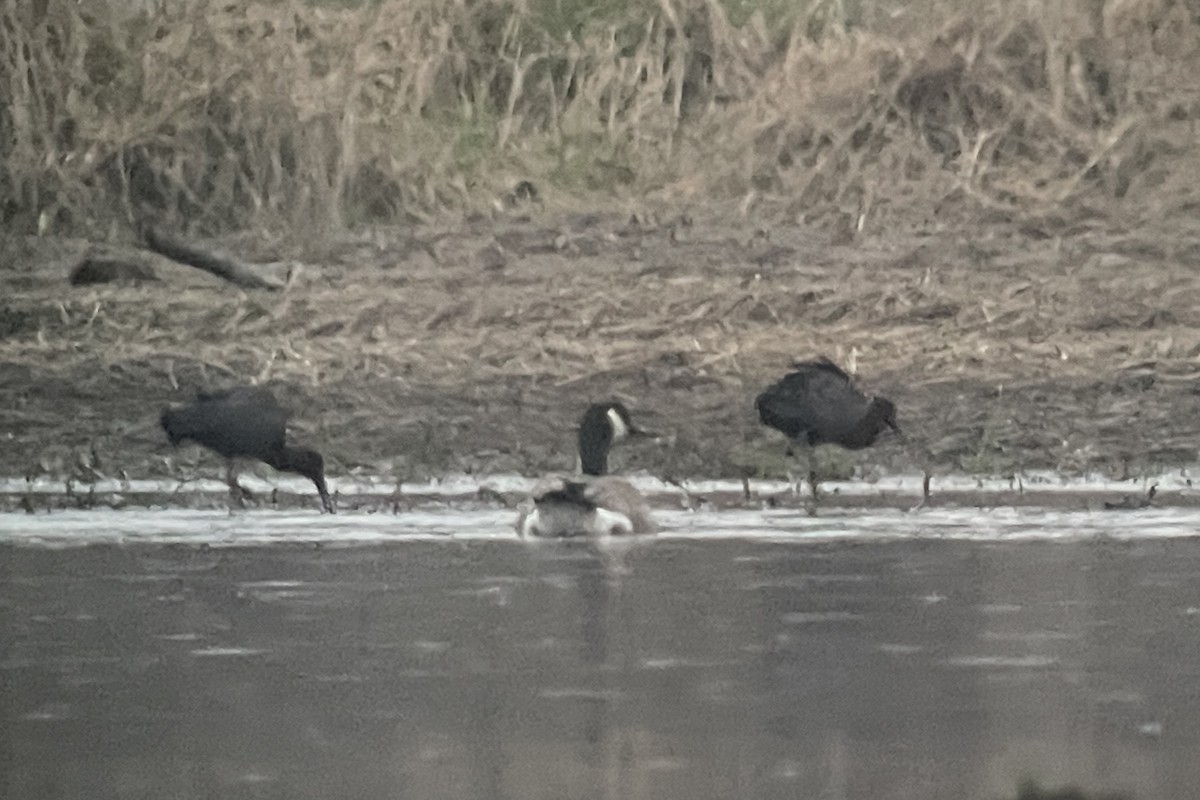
xmin=518 ymin=402 xmax=656 ymax=538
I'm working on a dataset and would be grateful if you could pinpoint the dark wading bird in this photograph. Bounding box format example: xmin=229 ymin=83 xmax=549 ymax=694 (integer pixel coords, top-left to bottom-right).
xmin=517 ymin=402 xmax=657 ymax=537
xmin=756 ymin=358 xmax=903 ymax=509
xmin=160 ymin=386 xmax=334 ymax=513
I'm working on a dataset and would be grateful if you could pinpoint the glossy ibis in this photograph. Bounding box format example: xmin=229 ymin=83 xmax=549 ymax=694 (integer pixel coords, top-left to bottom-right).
xmin=756 ymin=358 xmax=902 ymax=508
xmin=161 ymin=386 xmax=334 ymax=513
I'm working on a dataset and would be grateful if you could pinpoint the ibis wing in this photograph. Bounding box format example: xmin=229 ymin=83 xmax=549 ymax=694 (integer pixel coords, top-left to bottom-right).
xmin=755 ymin=386 xmax=812 ymax=439
xmin=166 ymin=386 xmax=289 ymax=457
xmin=197 ymin=386 xmax=292 ymax=426
xmin=756 ymin=366 xmax=869 ymax=442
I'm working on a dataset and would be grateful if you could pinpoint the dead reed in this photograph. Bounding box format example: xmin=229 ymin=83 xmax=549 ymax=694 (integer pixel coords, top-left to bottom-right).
xmin=3 ymin=0 xmax=1198 ymax=238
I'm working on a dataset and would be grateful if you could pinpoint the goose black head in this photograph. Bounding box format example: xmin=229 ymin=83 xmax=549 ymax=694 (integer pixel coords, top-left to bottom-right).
xmin=577 ymin=402 xmax=654 ymax=476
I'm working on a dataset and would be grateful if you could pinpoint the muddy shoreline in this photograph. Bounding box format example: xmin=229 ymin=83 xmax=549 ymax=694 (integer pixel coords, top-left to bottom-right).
xmin=3 ymin=209 xmax=1200 ymax=509
xmin=0 ymin=478 xmax=1180 ymax=515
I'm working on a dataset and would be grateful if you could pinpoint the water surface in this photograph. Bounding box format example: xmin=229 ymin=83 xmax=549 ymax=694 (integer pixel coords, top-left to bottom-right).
xmin=2 ymin=508 xmax=1196 ymax=800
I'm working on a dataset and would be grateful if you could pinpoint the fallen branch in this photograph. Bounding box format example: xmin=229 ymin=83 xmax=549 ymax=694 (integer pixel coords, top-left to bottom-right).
xmin=143 ymin=227 xmax=284 ymax=291
xmin=69 ymin=253 xmax=161 ymax=286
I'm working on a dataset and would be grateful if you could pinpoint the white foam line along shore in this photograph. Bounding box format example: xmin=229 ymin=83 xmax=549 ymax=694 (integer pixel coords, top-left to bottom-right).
xmin=0 ymin=470 xmax=1188 ymax=500
xmin=2 ymin=506 xmax=1199 ymax=548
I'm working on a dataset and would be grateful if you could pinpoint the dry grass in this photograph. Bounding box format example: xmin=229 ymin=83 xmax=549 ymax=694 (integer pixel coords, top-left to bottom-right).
xmin=3 ymin=0 xmax=1199 ymax=238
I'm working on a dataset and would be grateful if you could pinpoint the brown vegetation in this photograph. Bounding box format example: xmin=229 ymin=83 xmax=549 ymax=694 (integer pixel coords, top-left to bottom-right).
xmin=4 ymin=0 xmax=1200 ymax=498
xmin=4 ymin=0 xmax=1199 ymax=235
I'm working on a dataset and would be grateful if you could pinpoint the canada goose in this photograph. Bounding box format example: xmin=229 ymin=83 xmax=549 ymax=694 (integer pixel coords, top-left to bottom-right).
xmin=756 ymin=357 xmax=902 ymax=506
xmin=518 ymin=402 xmax=656 ymax=537
xmin=160 ymin=386 xmax=334 ymax=513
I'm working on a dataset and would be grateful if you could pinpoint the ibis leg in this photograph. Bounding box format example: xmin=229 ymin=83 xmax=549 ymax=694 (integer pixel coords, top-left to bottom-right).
xmin=224 ymin=460 xmax=250 ymax=508
xmin=806 ymin=447 xmax=820 ymax=516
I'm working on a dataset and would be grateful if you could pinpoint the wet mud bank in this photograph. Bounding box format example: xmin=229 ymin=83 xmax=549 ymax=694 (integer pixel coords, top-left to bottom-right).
xmin=4 ymin=210 xmax=1200 ymax=510
xmin=0 ymin=473 xmax=1182 ymax=516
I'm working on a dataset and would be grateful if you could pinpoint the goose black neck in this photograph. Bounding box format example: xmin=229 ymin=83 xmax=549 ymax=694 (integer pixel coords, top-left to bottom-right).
xmin=578 ymin=415 xmax=612 ymax=477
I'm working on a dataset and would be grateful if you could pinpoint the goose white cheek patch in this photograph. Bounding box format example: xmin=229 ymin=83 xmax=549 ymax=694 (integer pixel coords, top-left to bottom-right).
xmin=606 ymin=407 xmax=629 ymax=441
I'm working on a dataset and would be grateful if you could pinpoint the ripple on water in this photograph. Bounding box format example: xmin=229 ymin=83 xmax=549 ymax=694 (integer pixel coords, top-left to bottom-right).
xmin=945 ymin=654 xmax=1060 ymax=669
xmin=190 ymin=647 xmax=271 ymax=658
xmin=3 ymin=504 xmax=1200 ymax=548
xmin=780 ymin=611 xmax=864 ymax=624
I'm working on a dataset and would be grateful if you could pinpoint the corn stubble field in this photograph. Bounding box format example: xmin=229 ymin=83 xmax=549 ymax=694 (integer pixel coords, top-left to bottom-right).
xmin=4 ymin=0 xmax=1200 ymax=498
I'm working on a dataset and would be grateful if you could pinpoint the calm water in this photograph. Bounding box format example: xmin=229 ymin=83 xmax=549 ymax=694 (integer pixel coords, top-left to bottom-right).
xmin=2 ymin=509 xmax=1198 ymax=800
